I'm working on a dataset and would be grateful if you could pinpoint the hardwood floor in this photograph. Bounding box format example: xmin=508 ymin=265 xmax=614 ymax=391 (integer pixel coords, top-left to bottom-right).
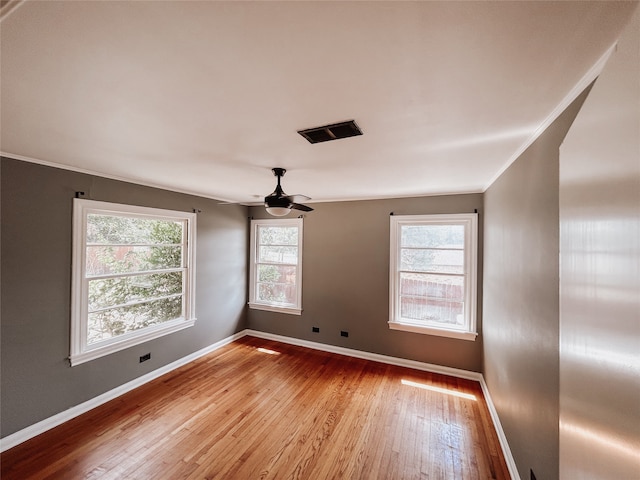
xmin=1 ymin=336 xmax=510 ymax=479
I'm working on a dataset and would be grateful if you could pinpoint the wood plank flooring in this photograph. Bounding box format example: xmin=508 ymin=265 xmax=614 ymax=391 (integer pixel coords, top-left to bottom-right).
xmin=1 ymin=336 xmax=510 ymax=479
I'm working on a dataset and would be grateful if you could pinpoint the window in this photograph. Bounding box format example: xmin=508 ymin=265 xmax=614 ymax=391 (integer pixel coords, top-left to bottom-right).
xmin=71 ymin=199 xmax=197 ymax=365
xmin=249 ymin=218 xmax=303 ymax=315
xmin=389 ymin=213 xmax=478 ymax=340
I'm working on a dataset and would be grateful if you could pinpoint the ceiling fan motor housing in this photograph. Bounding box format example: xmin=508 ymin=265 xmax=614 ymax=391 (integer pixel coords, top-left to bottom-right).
xmin=265 ymin=192 xmax=292 ymax=208
xmin=265 ymin=168 xmax=291 ymax=207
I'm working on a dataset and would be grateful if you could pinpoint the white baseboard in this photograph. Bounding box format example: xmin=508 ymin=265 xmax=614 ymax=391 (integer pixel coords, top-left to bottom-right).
xmin=1 ymin=328 xmax=520 ymax=480
xmin=479 ymin=377 xmax=521 ymax=480
xmin=0 ymin=331 xmax=245 ymax=453
xmin=245 ymin=329 xmax=483 ymax=380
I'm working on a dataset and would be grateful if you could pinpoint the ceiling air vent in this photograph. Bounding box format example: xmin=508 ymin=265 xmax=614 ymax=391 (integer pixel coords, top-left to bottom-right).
xmin=297 ymin=120 xmax=363 ymax=144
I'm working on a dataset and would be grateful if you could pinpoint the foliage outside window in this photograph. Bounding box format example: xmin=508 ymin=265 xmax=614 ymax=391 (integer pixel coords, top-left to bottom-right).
xmin=71 ymin=199 xmax=196 ymax=365
xmin=389 ymin=213 xmax=478 ymax=340
xmin=249 ymin=218 xmax=303 ymax=315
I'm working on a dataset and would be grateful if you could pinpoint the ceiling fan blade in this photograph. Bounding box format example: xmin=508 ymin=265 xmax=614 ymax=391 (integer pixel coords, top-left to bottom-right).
xmin=291 ymin=203 xmax=314 ymax=212
xmin=289 ymin=194 xmax=311 ymax=202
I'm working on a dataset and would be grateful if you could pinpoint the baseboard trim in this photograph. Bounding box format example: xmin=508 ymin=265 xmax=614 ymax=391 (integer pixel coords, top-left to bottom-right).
xmin=479 ymin=377 xmax=521 ymax=480
xmin=0 ymin=331 xmax=245 ymax=453
xmin=1 ymin=328 xmax=520 ymax=480
xmin=245 ymin=329 xmax=482 ymax=380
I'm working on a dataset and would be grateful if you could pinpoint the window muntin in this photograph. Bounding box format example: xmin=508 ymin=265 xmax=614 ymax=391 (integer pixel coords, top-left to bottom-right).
xmin=249 ymin=219 xmax=303 ymax=314
xmin=71 ymin=199 xmax=196 ymax=365
xmin=389 ymin=214 xmax=478 ymax=340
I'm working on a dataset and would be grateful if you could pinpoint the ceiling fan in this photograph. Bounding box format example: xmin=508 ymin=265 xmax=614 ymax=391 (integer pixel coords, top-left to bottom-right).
xmin=264 ymin=168 xmax=313 ymax=216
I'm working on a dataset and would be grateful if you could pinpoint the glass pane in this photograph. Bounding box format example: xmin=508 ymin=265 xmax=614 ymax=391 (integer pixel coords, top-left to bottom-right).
xmin=399 ymin=297 xmax=464 ymax=327
xmin=258 ymin=245 xmax=298 ymax=264
xmin=401 ymin=224 xmax=464 ymax=249
xmin=87 ymin=214 xmax=184 ymax=245
xmin=256 ymin=282 xmax=297 ymax=305
xmin=87 ymin=296 xmax=183 ymax=345
xmin=400 ymin=248 xmax=463 ymax=274
xmin=88 ymin=272 xmax=183 ymax=311
xmin=399 ymin=272 xmax=465 ymax=327
xmin=400 ymin=273 xmax=464 ymax=302
xmin=257 ymin=264 xmax=296 ymax=285
xmin=86 ymin=245 xmax=182 ymax=275
xmin=258 ymin=226 xmax=298 ymax=246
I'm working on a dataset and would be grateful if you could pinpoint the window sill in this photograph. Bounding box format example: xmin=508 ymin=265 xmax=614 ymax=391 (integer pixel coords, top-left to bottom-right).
xmin=388 ymin=321 xmax=477 ymax=341
xmin=249 ymin=302 xmax=302 ymax=316
xmin=70 ymin=317 xmax=196 ymax=366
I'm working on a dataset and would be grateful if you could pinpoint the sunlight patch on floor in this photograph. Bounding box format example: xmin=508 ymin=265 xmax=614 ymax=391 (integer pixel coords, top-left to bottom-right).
xmin=257 ymin=347 xmax=281 ymax=355
xmin=401 ymin=379 xmax=477 ymax=401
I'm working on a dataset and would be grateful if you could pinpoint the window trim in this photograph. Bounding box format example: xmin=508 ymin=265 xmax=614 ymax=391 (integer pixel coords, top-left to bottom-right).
xmin=389 ymin=213 xmax=478 ymax=341
xmin=249 ymin=218 xmax=303 ymax=315
xmin=70 ymin=199 xmax=197 ymax=366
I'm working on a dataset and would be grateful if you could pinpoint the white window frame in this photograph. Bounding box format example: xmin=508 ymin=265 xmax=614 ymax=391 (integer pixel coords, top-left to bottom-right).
xmin=389 ymin=213 xmax=478 ymax=341
xmin=71 ymin=199 xmax=197 ymax=366
xmin=249 ymin=218 xmax=303 ymax=315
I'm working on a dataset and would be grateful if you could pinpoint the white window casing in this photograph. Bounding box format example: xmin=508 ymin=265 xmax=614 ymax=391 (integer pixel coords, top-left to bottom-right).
xmin=70 ymin=199 xmax=197 ymax=366
xmin=249 ymin=218 xmax=303 ymax=315
xmin=389 ymin=213 xmax=478 ymax=341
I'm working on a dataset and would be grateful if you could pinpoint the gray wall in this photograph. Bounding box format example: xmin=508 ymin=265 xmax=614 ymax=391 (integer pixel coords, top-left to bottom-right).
xmin=559 ymin=7 xmax=640 ymax=479
xmin=1 ymin=157 xmax=248 ymax=438
xmin=482 ymin=90 xmax=590 ymax=480
xmin=249 ymin=194 xmax=484 ymax=372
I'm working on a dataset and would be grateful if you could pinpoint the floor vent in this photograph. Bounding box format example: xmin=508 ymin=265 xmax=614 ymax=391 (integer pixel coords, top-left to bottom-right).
xmin=297 ymin=120 xmax=362 ymax=144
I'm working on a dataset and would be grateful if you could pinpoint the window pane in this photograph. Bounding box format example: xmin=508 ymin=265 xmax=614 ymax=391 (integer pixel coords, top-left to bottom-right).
xmin=258 ymin=245 xmax=298 ymax=264
xmin=401 ymin=224 xmax=464 ymax=248
xmin=400 ymin=297 xmax=464 ymax=327
xmin=86 ymin=245 xmax=182 ymax=275
xmin=400 ymin=272 xmax=464 ymax=302
xmin=87 ymin=296 xmax=183 ymax=345
xmin=258 ymin=226 xmax=298 ymax=246
xmin=87 ymin=214 xmax=184 ymax=245
xmin=400 ymin=272 xmax=464 ymax=326
xmin=88 ymin=272 xmax=183 ymax=311
xmin=400 ymin=248 xmax=464 ymax=274
xmin=257 ymin=264 xmax=296 ymax=285
xmin=257 ymin=282 xmax=297 ymax=305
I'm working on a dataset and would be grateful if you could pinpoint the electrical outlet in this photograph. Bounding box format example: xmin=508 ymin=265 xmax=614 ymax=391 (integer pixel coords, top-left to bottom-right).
xmin=139 ymin=353 xmax=151 ymax=363
xmin=312 ymin=326 xmax=320 ymax=333
xmin=340 ymin=331 xmax=349 ymax=337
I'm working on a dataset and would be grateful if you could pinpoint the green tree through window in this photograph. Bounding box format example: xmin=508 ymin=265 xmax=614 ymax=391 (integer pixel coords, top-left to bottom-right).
xmin=71 ymin=199 xmax=196 ymax=365
xmin=86 ymin=214 xmax=185 ymax=344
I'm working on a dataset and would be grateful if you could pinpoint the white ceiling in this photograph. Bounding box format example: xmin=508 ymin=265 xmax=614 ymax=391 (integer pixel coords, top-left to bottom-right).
xmin=1 ymin=1 xmax=635 ymax=204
